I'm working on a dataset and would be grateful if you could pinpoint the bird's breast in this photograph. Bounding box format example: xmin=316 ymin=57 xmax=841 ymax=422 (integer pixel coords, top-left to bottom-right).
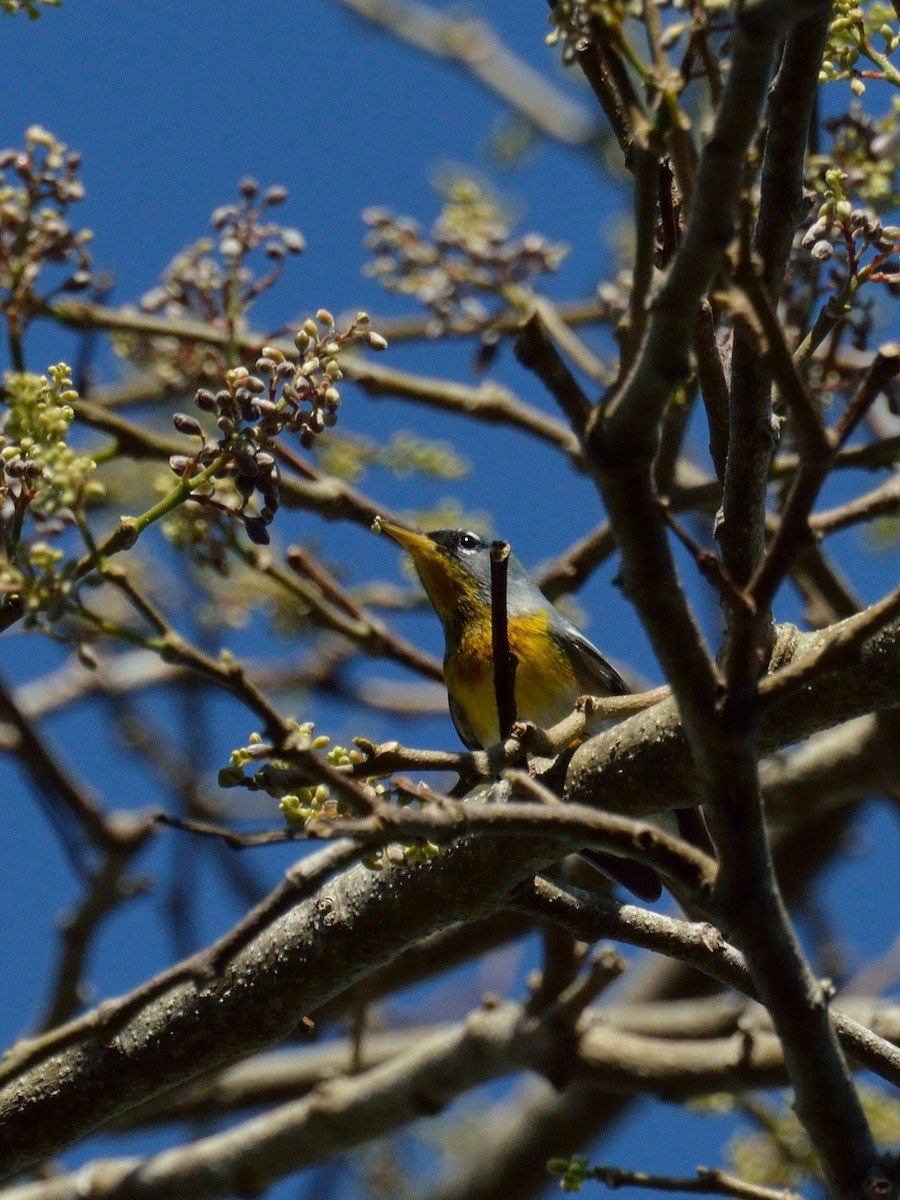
xmin=444 ymin=611 xmax=581 ymax=748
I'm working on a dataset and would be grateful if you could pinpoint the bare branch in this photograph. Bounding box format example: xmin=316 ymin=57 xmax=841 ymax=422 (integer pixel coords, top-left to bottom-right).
xmin=332 ymin=0 xmax=599 ymax=146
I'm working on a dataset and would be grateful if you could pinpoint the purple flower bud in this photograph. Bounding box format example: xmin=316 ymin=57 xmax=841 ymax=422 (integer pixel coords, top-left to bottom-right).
xmin=243 ymin=515 xmax=270 ymax=545
xmin=173 ymin=413 xmax=203 ymax=437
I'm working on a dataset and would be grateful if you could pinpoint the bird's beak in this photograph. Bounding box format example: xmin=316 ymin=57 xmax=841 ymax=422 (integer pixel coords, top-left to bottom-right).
xmin=374 ymin=517 xmax=437 ymax=561
xmin=375 ymin=517 xmax=462 ymax=620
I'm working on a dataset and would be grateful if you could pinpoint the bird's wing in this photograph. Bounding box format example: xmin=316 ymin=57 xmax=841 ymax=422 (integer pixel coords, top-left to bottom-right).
xmin=550 ymin=618 xmax=717 ymax=897
xmin=579 ymin=848 xmax=663 ymax=901
xmin=676 ymin=805 xmax=716 ymax=856
xmin=554 ymin=619 xmax=630 ymax=697
xmin=448 ymin=692 xmax=482 ymax=751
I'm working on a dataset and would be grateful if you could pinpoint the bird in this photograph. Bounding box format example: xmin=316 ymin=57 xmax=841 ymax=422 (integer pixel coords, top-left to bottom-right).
xmin=376 ymin=519 xmax=699 ymax=901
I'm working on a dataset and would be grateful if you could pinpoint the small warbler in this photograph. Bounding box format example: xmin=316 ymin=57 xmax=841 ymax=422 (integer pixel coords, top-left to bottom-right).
xmin=377 ymin=519 xmax=688 ymax=900
xmin=377 ymin=522 xmax=627 ymax=748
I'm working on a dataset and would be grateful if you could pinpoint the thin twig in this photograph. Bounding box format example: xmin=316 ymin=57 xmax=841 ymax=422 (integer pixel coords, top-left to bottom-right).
xmin=490 ymin=540 xmax=517 ymax=741
xmin=0 ymin=673 xmax=121 ymax=861
xmin=514 ymin=310 xmax=592 ymax=434
xmin=832 ymin=341 xmax=900 ymax=446
xmin=731 ymin=258 xmax=830 ymax=461
xmin=333 ymin=0 xmax=599 ymax=146
xmin=532 ymin=294 xmax=609 ymax=384
xmin=54 ymin=303 xmax=585 ymax=463
xmin=574 ymin=1162 xmax=803 ymax=1200
xmin=810 ymin=475 xmax=900 ymax=536
xmin=624 ymin=144 xmax=662 ymax=376
xmin=37 ymin=823 xmax=155 ymax=1031
xmin=693 ymin=302 xmax=730 ymax=481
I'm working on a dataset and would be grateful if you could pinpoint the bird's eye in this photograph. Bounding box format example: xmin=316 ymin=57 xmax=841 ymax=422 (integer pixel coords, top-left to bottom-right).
xmin=458 ymin=532 xmax=480 ymax=552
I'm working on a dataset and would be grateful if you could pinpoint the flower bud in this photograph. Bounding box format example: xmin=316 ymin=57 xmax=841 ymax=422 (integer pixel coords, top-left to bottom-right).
xmin=264 ymin=185 xmax=288 ymax=206
xmin=282 ymin=228 xmax=306 ymax=253
xmin=173 ymin=413 xmax=203 ymax=437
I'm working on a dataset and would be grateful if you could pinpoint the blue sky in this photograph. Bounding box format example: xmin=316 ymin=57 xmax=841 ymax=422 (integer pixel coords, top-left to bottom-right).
xmin=2 ymin=2 xmax=899 ymax=1196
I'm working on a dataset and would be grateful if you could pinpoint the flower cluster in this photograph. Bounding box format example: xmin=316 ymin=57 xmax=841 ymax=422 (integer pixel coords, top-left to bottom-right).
xmin=165 ymin=310 xmax=387 ymax=546
xmin=819 ymin=100 xmax=900 ymax=212
xmin=547 ymin=1153 xmax=591 ymax=1193
xmin=0 ymin=364 xmax=102 ymax=621
xmin=219 ymin=723 xmax=382 ymax=822
xmin=545 ymin=0 xmax=635 ymax=63
xmin=819 ymin=0 xmax=899 ymax=95
xmin=801 ymin=168 xmax=900 ymax=275
xmin=220 ymin=726 xmax=439 ymax=869
xmin=1 ymin=364 xmax=100 ymax=519
xmin=140 ymin=178 xmax=305 ymax=323
xmin=122 ymin=180 xmax=306 ymax=386
xmin=363 ymin=178 xmax=567 ymax=335
xmin=0 ymin=127 xmax=92 ymax=330
xmin=314 ymin=428 xmax=468 ymax=485
xmin=160 ymin=474 xmax=245 ymax=576
xmin=545 ymin=0 xmax=730 ymax=64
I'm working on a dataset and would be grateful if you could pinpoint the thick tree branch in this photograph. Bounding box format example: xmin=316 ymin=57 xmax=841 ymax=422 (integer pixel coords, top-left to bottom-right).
xmin=2 ymin=603 xmax=900 ymax=1178
xmin=0 ymin=1004 xmax=795 ymax=1200
xmin=564 ymin=615 xmax=900 ymax=814
xmin=579 ymin=1 xmax=885 ymax=1185
xmin=720 ymin=7 xmax=831 ymax=602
